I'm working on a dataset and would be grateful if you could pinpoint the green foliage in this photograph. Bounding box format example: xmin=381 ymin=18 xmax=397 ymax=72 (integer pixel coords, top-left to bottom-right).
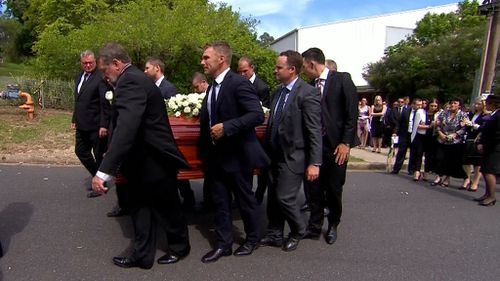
xmin=32 ymin=0 xmax=277 ymax=94
xmin=363 ymin=0 xmax=486 ymax=103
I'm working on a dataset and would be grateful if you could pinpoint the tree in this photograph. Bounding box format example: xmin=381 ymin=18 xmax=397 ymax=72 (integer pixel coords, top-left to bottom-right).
xmin=363 ymin=0 xmax=486 ymax=103
xmin=258 ymin=32 xmax=275 ymax=47
xmin=33 ymin=0 xmax=278 ymax=93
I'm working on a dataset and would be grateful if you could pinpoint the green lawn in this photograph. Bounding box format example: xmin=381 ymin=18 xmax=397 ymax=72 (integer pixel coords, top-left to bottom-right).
xmin=0 ymin=62 xmax=34 ymax=77
xmin=0 ymin=106 xmax=73 ymax=151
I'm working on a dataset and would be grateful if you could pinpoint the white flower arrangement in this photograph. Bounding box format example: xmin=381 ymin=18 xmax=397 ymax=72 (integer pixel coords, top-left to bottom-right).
xmin=105 ymin=91 xmax=113 ymax=104
xmin=167 ymin=93 xmax=206 ymax=118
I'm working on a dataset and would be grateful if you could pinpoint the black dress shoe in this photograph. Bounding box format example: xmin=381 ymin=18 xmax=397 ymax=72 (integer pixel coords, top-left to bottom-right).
xmin=390 ymin=170 xmax=399 ymax=174
xmin=282 ymin=237 xmax=300 ymax=252
xmin=107 ymin=206 xmax=129 ymax=217
xmin=325 ymin=225 xmax=338 ymax=244
xmin=259 ymin=236 xmax=283 ymax=247
xmin=302 ymin=230 xmax=321 ymax=240
xmin=112 ymin=257 xmax=151 ymax=269
xmin=201 ymin=248 xmax=232 ymax=263
xmin=233 ymin=242 xmax=258 ymax=256
xmin=87 ymin=191 xmax=102 ymax=198
xmin=157 ymin=254 xmax=182 ymax=264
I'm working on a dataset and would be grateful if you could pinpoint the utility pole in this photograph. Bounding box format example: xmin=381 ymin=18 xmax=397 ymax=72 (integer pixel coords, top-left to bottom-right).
xmin=477 ymin=0 xmax=500 ymax=96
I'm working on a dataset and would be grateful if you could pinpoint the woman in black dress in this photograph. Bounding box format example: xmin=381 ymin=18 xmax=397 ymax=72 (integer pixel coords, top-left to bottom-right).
xmin=475 ymin=95 xmax=500 ymax=206
xmin=369 ymin=95 xmax=386 ymax=153
xmin=461 ymin=97 xmax=487 ymax=191
xmin=421 ymin=99 xmax=440 ymax=181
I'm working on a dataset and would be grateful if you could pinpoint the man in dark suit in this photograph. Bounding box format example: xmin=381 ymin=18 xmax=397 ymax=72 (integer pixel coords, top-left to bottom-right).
xmin=259 ymin=50 xmax=322 ymax=252
xmin=237 ymin=56 xmax=271 ymax=203
xmin=301 ymin=47 xmax=359 ymax=245
xmin=391 ymin=98 xmax=422 ymax=174
xmin=198 ymin=41 xmax=269 ymax=263
xmin=238 ymin=56 xmax=271 ymax=108
xmin=91 ymin=43 xmax=190 ymax=269
xmin=144 ymin=58 xmax=177 ymax=99
xmin=72 ymin=50 xmax=111 ymax=198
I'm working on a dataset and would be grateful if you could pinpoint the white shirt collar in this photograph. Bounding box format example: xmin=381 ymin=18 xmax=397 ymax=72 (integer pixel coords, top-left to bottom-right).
xmin=214 ymin=67 xmax=230 ymax=85
xmin=319 ymin=67 xmax=329 ymax=80
xmin=284 ymin=77 xmax=299 ymax=91
xmin=155 ymin=75 xmax=165 ymax=87
xmin=249 ymin=73 xmax=256 ymax=84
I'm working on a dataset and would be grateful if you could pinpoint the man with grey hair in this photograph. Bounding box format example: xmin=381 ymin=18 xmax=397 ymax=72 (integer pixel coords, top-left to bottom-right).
xmin=92 ymin=43 xmax=191 ymax=269
xmin=71 ymin=50 xmax=111 ymax=198
xmin=144 ymin=57 xmax=177 ymax=99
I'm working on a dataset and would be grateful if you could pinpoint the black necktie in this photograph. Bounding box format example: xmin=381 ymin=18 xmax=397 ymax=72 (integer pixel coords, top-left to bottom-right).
xmin=210 ymin=81 xmax=218 ymax=127
xmin=271 ymin=87 xmax=290 ymax=147
xmin=78 ymin=73 xmax=90 ymax=93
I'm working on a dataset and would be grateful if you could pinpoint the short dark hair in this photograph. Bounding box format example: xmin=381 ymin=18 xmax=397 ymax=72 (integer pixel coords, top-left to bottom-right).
xmin=98 ymin=43 xmax=131 ymax=64
xmin=279 ymin=50 xmax=303 ymax=74
xmin=449 ymin=97 xmax=463 ymax=106
xmin=146 ymin=57 xmax=165 ymax=73
xmin=301 ymin=47 xmax=326 ymax=64
xmin=205 ymin=41 xmax=232 ymax=65
xmin=485 ymin=94 xmax=500 ymax=108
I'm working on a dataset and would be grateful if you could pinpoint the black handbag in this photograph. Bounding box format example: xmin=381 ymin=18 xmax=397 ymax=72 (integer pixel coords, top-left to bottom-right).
xmin=465 ymin=139 xmax=482 ymax=159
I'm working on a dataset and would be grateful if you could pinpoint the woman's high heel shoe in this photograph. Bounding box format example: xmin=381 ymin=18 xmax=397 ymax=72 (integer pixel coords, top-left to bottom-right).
xmin=473 ymin=195 xmax=488 ymax=202
xmin=413 ymin=171 xmax=421 ymax=181
xmin=431 ymin=178 xmax=441 ymax=186
xmin=479 ymin=199 xmax=496 ymax=207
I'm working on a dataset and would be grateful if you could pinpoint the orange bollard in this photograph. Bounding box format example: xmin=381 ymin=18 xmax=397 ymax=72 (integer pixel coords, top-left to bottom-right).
xmin=19 ymin=92 xmax=35 ymax=120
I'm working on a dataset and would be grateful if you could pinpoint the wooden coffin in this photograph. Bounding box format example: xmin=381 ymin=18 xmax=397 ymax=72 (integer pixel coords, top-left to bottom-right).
xmin=169 ymin=116 xmax=267 ymax=180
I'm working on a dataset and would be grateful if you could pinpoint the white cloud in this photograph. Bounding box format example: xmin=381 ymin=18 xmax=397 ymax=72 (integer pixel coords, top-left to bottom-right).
xmin=209 ymin=0 xmax=313 ymax=17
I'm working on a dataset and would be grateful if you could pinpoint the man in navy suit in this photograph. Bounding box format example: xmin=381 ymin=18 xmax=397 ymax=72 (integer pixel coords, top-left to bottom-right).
xmin=72 ymin=50 xmax=111 ymax=197
xmin=259 ymin=50 xmax=322 ymax=252
xmin=238 ymin=56 xmax=271 ymax=108
xmin=301 ymin=47 xmax=359 ymax=245
xmin=92 ymin=43 xmax=190 ymax=269
xmin=144 ymin=58 xmax=177 ymax=99
xmin=198 ymin=41 xmax=270 ymax=263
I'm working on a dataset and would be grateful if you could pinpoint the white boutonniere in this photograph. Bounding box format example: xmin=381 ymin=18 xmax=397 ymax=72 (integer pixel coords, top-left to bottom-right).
xmin=105 ymin=91 xmax=113 ymax=104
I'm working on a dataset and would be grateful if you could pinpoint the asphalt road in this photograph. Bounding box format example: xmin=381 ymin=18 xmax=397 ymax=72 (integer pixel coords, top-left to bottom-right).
xmin=0 ymin=164 xmax=499 ymax=281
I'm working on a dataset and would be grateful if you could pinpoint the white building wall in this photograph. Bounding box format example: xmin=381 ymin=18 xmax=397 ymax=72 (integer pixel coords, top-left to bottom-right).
xmin=271 ymin=4 xmax=458 ymax=86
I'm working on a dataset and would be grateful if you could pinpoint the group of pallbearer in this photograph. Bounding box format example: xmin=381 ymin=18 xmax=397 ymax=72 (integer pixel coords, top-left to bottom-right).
xmin=69 ymin=41 xmax=357 ymax=269
xmin=68 ymin=40 xmax=499 ymax=270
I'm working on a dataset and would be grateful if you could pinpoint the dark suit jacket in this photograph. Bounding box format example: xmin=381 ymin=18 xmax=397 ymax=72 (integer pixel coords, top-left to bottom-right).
xmin=158 ymin=78 xmax=177 ymax=99
xmin=479 ymin=111 xmax=500 ymax=153
xmin=99 ymin=65 xmax=188 ymax=183
xmin=321 ymin=71 xmax=359 ymax=151
xmin=253 ymin=75 xmax=271 ymax=108
xmin=395 ymin=107 xmax=412 ymax=140
xmin=199 ymin=70 xmax=270 ymax=173
xmin=72 ymin=69 xmax=111 ymax=131
xmin=265 ymin=78 xmax=322 ymax=174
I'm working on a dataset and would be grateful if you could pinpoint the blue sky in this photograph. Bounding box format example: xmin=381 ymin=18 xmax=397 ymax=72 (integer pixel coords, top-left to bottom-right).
xmin=210 ymin=0 xmax=458 ymax=38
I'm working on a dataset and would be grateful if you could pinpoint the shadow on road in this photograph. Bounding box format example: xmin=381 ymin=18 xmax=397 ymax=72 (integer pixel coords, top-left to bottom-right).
xmin=0 ymin=202 xmax=34 ymax=257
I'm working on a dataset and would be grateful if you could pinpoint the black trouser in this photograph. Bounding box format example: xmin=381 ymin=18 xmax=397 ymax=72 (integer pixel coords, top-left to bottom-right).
xmin=409 ymin=134 xmax=425 ymax=172
xmin=306 ymin=152 xmax=347 ymax=233
xmin=266 ymin=160 xmax=306 ymax=240
xmin=75 ymin=129 xmax=106 ymax=176
xmin=423 ymin=135 xmax=436 ymax=173
xmin=207 ymin=168 xmax=259 ymax=249
xmin=393 ymin=133 xmax=410 ymax=173
xmin=177 ymin=180 xmax=195 ymax=206
xmin=127 ymin=174 xmax=190 ymax=267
